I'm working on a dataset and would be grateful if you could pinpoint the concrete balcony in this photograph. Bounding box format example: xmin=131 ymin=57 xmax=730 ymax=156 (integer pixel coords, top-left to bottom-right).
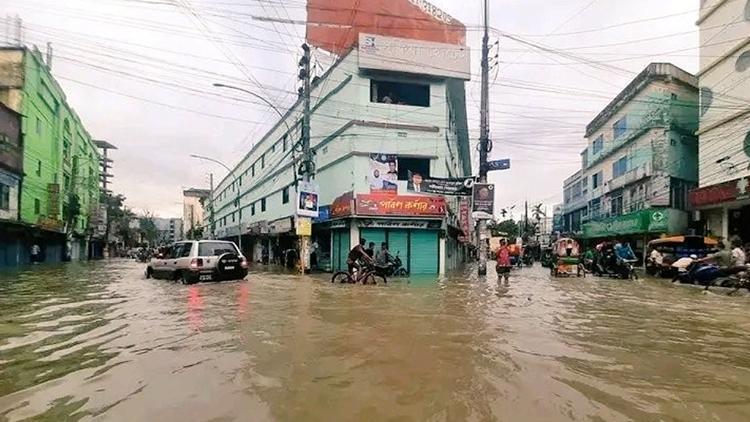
xmin=606 ymin=163 xmax=652 ymax=192
xmin=563 ymin=192 xmax=590 ymax=213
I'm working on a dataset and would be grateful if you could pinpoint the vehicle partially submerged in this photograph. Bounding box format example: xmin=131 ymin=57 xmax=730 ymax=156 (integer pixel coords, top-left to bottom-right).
xmin=551 ymin=238 xmax=584 ymax=277
xmin=646 ymin=235 xmax=719 ymax=277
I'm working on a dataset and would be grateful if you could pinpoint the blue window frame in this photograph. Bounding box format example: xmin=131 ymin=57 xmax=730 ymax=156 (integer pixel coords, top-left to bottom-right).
xmin=612 ymin=156 xmax=628 ymax=178
xmin=613 ymin=117 xmax=627 ymax=139
xmin=592 ymin=135 xmax=604 ymax=154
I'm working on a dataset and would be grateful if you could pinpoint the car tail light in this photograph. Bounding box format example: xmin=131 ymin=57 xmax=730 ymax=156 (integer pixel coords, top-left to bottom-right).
xmin=190 ymin=258 xmax=203 ymax=270
xmin=240 ymin=257 xmax=248 ymax=269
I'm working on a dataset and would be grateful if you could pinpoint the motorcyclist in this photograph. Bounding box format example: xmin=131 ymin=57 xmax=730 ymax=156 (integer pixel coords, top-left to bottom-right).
xmin=375 ymin=242 xmax=394 ymax=266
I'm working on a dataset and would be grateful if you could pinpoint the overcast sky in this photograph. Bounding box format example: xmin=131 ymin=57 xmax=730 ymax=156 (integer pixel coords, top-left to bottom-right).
xmin=0 ymin=0 xmax=699 ymax=219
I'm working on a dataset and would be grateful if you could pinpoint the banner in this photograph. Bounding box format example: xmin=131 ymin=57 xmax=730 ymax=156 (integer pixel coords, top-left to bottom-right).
xmin=369 ymin=153 xmax=398 ymax=193
xmin=306 ymin=0 xmax=466 ymax=56
xmin=296 ymin=217 xmax=312 ymax=236
xmin=357 ymin=194 xmax=446 ymax=217
xmin=297 ymin=181 xmax=319 ymax=218
xmin=330 ymin=192 xmax=354 ymax=218
xmin=472 ymin=183 xmax=494 ymax=219
xmin=407 ymin=175 xmax=474 ymax=196
xmin=459 ymin=199 xmax=470 ymax=240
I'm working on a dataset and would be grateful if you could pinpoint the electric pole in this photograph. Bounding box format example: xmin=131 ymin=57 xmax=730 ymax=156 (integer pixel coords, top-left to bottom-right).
xmin=298 ymin=43 xmax=313 ymax=273
xmin=477 ymin=0 xmax=491 ymax=276
xmin=209 ymin=172 xmax=215 ymax=239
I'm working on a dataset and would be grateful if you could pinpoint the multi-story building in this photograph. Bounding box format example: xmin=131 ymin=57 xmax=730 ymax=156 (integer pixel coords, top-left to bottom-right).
xmin=183 ymin=188 xmax=211 ymax=239
xmin=688 ymin=0 xmax=750 ymax=242
xmin=211 ymin=2 xmax=472 ymax=274
xmin=560 ymin=63 xmax=699 ymax=257
xmin=0 ymin=46 xmax=103 ymax=263
xmin=0 ymin=101 xmax=23 ymax=267
xmin=153 ymin=217 xmax=183 ymax=245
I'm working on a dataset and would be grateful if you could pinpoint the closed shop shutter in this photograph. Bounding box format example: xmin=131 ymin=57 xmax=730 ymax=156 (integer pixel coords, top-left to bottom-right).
xmin=387 ymin=230 xmax=409 ymax=271
xmin=332 ymin=230 xmax=350 ymax=272
xmin=360 ymin=228 xmax=386 ymax=252
xmin=409 ymin=230 xmax=439 ymax=274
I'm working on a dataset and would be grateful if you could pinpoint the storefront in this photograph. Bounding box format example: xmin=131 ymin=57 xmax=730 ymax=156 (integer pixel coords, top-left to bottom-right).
xmin=689 ymin=176 xmax=750 ymax=242
xmin=320 ymin=192 xmax=452 ymax=275
xmin=582 ymin=208 xmax=689 ymax=260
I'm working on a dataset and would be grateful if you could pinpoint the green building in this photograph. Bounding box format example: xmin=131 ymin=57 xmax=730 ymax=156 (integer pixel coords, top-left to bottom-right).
xmin=0 ymin=46 xmax=103 ymax=264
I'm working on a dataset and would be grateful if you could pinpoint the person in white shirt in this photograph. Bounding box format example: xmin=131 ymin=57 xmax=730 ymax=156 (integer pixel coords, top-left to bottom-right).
xmin=731 ymin=238 xmax=746 ymax=266
xmin=650 ymin=249 xmax=664 ymax=266
xmin=369 ymin=169 xmax=384 ymax=190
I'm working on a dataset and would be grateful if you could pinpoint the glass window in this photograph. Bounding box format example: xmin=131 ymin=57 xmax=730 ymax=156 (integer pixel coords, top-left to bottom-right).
xmin=34 ymin=198 xmax=41 ymax=214
xmin=592 ymin=135 xmax=604 ymax=154
xmin=610 ymin=193 xmax=624 ymax=216
xmin=251 ymin=164 xmax=255 ymax=177
xmin=198 ymin=241 xmax=239 ymax=257
xmin=261 ymin=198 xmax=267 ymax=212
xmin=179 ymin=243 xmax=193 ymax=257
xmin=282 ymin=186 xmax=290 ymax=204
xmin=612 ymin=156 xmax=628 ymax=178
xmin=0 ymin=183 xmax=9 ymax=210
xmin=36 ymin=161 xmax=42 ymax=177
xmin=251 ymin=203 xmax=256 ymax=216
xmin=35 ymin=117 xmax=42 ymax=135
xmin=613 ymin=117 xmax=627 ymax=139
xmin=592 ymin=172 xmax=602 ymax=189
xmin=397 ymin=157 xmax=430 ymax=181
xmin=261 ymin=154 xmax=265 ymax=169
xmin=283 ymin=135 xmax=288 ymax=152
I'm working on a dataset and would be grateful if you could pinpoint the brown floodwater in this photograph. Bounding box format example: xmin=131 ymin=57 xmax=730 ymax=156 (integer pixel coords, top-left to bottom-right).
xmin=0 ymin=260 xmax=749 ymax=421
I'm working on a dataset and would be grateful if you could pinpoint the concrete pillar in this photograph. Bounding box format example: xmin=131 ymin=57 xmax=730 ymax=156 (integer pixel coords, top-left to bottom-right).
xmin=350 ymin=221 xmax=360 ymax=248
xmin=722 ymin=207 xmax=729 ymax=242
xmin=439 ymin=236 xmax=446 ymax=275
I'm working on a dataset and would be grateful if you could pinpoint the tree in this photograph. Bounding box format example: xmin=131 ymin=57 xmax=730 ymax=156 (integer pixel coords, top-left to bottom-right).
xmin=488 ymin=219 xmax=519 ymax=238
xmin=186 ymin=225 xmax=204 ymax=240
xmin=139 ymin=211 xmax=158 ymax=246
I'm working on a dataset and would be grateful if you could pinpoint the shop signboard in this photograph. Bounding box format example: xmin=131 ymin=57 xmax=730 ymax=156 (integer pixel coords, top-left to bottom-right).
xmin=314 ymin=205 xmax=330 ymax=223
xmin=486 ymin=159 xmax=511 ymax=171
xmin=247 ymin=220 xmax=269 ymax=235
xmin=471 ymin=183 xmax=494 ymax=219
xmin=296 ymin=217 xmax=312 ymax=236
xmin=330 ymin=192 xmax=354 ymax=218
xmin=458 ymin=198 xmax=470 ymax=242
xmin=582 ymin=209 xmax=673 ymax=238
xmin=269 ymin=217 xmax=293 ymax=234
xmin=407 ymin=175 xmax=475 ymax=196
xmin=297 ymin=181 xmax=319 ymax=218
xmin=359 ymin=219 xmax=442 ymax=229
xmin=356 ymin=194 xmax=446 ymax=217
xmin=689 ymin=176 xmax=750 ymax=207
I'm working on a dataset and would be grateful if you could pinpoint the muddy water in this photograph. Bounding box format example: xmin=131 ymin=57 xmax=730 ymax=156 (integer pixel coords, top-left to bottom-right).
xmin=0 ymin=260 xmax=749 ymax=421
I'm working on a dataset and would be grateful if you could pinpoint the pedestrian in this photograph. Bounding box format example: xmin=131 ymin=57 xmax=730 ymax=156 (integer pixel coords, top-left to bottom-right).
xmin=496 ymin=239 xmax=512 ymax=284
xmin=730 ymin=237 xmax=746 ymax=266
xmin=310 ymin=238 xmax=319 ymax=269
xmin=30 ymin=243 xmax=42 ymax=264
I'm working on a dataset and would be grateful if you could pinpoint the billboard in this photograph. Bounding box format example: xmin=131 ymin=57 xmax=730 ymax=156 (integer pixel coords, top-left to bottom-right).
xmin=359 ymin=33 xmax=471 ymax=80
xmin=369 ymin=153 xmax=398 ymax=193
xmin=472 ymin=183 xmax=495 ymax=220
xmin=306 ymin=0 xmax=465 ymax=56
xmin=297 ymin=181 xmax=320 ymax=218
xmin=406 ymin=174 xmax=474 ymax=196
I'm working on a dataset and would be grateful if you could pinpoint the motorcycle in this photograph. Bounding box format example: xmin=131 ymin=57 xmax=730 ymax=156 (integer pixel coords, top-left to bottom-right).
xmin=594 ymin=255 xmax=638 ymax=280
xmin=379 ymin=253 xmax=408 ymax=277
xmin=673 ymin=261 xmax=749 ymax=290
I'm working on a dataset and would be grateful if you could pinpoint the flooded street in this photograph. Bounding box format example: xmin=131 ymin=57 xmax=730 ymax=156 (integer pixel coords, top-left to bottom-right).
xmin=1 ymin=260 xmax=749 ymax=421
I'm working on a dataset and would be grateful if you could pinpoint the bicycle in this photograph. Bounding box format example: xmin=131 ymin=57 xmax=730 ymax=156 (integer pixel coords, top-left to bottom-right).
xmin=331 ymin=262 xmax=388 ymax=285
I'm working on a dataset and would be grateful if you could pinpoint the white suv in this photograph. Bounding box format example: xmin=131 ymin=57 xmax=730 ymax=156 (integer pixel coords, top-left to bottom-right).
xmin=146 ymin=240 xmax=248 ymax=284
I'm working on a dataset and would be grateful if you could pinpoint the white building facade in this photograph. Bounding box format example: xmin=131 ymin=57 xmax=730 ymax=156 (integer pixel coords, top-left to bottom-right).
xmin=689 ymin=0 xmax=750 ymax=242
xmin=210 ymin=35 xmax=472 ymax=274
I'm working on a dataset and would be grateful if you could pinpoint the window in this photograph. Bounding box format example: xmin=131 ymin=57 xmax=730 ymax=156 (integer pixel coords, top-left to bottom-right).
xmin=581 ymin=148 xmax=588 ymax=169
xmin=0 ymin=183 xmax=9 ymax=210
xmin=36 ymin=161 xmax=42 ymax=177
xmin=232 ymin=212 xmax=236 ymax=223
xmin=179 ymin=243 xmax=193 ymax=258
xmin=34 ymin=198 xmax=41 ymax=214
xmin=261 ymin=198 xmax=267 ymax=212
xmin=261 ymin=154 xmax=265 ymax=169
xmin=35 ymin=117 xmax=42 ymax=135
xmin=370 ymin=79 xmax=430 ymax=107
xmin=251 ymin=164 xmax=255 ymax=177
xmin=397 ymin=157 xmax=430 ymax=181
xmin=271 ymin=142 xmax=276 ymax=153
xmin=613 ymin=117 xmax=627 ymax=139
xmin=251 ymin=203 xmax=256 ymax=216
xmin=610 ymin=193 xmax=624 ymax=216
xmin=239 ymin=176 xmax=243 ymax=186
xmin=592 ymin=135 xmax=604 ymax=154
xmin=612 ymin=156 xmax=628 ymax=178
xmin=282 ymin=186 xmax=290 ymax=204
xmin=283 ymin=135 xmax=288 ymax=152
xmin=199 ymin=241 xmax=239 ymax=256
xmin=591 ymin=172 xmax=602 ymax=189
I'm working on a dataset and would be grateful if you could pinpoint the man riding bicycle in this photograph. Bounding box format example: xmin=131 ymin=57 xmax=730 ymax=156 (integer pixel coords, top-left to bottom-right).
xmin=348 ymin=238 xmax=375 ymax=275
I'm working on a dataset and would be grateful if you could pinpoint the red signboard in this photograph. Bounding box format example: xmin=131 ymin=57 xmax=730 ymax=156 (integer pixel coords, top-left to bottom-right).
xmin=306 ymin=0 xmax=466 ymax=56
xmin=356 ymin=194 xmax=446 ymax=217
xmin=459 ymin=198 xmax=470 ymax=236
xmin=689 ymin=177 xmax=750 ymax=207
xmin=330 ymin=191 xmax=354 ymax=218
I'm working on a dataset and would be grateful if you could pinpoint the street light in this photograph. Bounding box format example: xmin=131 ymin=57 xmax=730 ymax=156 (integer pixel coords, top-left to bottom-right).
xmin=189 ymin=154 xmax=243 ymax=252
xmin=213 ymin=83 xmax=290 ymax=125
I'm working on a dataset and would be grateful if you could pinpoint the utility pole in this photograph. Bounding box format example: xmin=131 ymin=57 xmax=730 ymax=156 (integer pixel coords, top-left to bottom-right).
xmin=524 ymin=200 xmax=529 ymax=240
xmin=477 ymin=0 xmax=491 ymax=276
xmin=298 ymin=43 xmax=313 ymax=274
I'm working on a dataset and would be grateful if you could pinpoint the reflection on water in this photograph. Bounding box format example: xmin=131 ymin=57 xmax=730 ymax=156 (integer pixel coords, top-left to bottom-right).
xmin=1 ymin=260 xmax=750 ymax=421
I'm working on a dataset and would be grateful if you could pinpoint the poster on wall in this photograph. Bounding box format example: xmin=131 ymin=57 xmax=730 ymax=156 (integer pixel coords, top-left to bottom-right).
xmin=471 ymin=183 xmax=495 ymax=220
xmin=369 ymin=153 xmax=399 ymax=193
xmin=407 ymin=173 xmax=474 ymax=196
xmin=297 ymin=181 xmax=320 ymax=218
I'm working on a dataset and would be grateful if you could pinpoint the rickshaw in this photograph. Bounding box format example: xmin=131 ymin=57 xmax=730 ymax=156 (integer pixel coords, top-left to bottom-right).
xmin=646 ymin=236 xmax=719 ymax=278
xmin=540 ymin=245 xmax=554 ymax=268
xmin=551 ymin=238 xmax=584 ymax=277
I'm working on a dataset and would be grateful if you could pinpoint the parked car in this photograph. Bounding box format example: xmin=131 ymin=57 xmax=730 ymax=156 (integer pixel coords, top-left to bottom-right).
xmin=145 ymin=240 xmax=248 ymax=284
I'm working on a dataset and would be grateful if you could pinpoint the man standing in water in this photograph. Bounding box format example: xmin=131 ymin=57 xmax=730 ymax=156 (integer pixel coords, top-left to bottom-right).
xmin=496 ymin=239 xmax=512 ymax=284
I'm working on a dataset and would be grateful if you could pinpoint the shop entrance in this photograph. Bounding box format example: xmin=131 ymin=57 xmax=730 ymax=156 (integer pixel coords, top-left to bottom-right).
xmin=728 ymin=205 xmax=750 ymax=243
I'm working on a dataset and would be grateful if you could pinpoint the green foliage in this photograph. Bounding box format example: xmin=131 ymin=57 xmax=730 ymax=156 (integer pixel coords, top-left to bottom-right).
xmin=489 ymin=219 xmax=519 ymax=238
xmin=139 ymin=212 xmax=158 ymax=245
